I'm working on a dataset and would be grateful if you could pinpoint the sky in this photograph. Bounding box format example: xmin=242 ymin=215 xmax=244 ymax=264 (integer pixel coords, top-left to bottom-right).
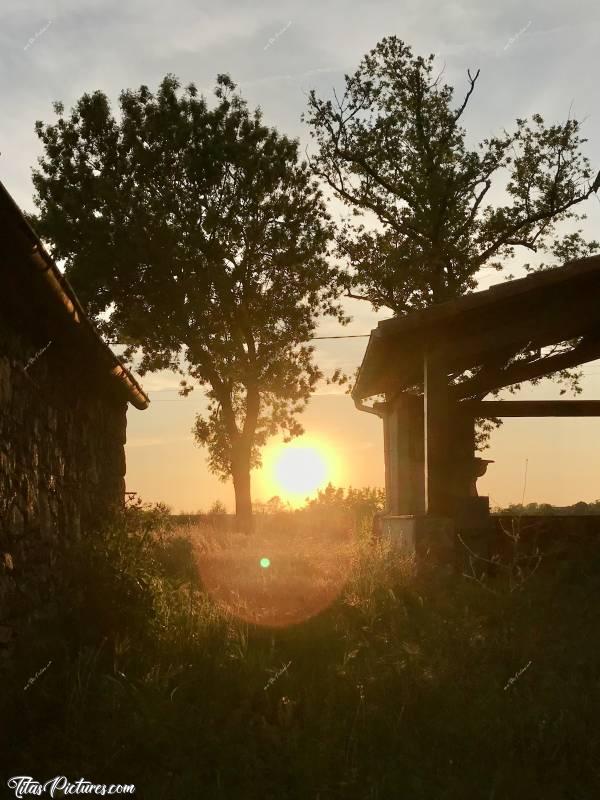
xmin=2 ymin=0 xmax=600 ymax=511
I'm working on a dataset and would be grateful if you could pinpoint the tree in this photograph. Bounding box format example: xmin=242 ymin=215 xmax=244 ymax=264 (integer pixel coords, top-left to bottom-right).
xmin=32 ymin=74 xmax=346 ymax=531
xmin=305 ymin=483 xmax=385 ymax=528
xmin=305 ymin=36 xmax=600 ymax=403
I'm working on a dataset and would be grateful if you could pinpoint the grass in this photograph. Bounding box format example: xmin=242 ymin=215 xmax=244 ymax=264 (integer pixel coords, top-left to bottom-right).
xmin=3 ymin=505 xmax=600 ymax=799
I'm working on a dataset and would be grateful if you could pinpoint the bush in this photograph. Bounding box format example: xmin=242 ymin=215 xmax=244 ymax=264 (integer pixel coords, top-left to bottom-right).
xmin=304 ymin=483 xmax=385 ymax=533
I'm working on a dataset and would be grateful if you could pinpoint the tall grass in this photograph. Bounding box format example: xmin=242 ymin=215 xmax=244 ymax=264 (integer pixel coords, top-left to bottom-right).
xmin=2 ymin=505 xmax=600 ymax=798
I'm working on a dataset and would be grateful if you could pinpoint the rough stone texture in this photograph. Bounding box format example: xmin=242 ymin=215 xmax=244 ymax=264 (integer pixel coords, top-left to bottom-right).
xmin=0 ymin=310 xmax=128 ymax=638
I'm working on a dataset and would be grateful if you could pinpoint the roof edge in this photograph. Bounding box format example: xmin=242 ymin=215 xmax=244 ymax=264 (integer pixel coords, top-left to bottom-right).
xmin=0 ymin=180 xmax=149 ymax=410
xmin=351 ymin=255 xmax=600 ymax=402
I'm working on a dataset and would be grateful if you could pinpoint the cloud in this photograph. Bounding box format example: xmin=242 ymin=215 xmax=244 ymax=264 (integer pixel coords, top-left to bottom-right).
xmin=3 ymin=0 xmax=599 ymax=512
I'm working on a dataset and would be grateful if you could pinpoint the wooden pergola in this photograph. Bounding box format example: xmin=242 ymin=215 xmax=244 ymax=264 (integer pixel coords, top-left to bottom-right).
xmin=353 ymin=255 xmax=600 ymax=555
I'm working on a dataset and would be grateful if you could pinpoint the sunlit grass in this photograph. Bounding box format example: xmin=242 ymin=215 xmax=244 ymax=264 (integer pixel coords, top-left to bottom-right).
xmin=182 ymin=511 xmax=359 ymax=627
xmin=3 ymin=507 xmax=600 ymax=798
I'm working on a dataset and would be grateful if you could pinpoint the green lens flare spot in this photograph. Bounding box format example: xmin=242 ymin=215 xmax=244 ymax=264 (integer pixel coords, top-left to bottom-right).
xmin=260 ymin=557 xmax=271 ymax=569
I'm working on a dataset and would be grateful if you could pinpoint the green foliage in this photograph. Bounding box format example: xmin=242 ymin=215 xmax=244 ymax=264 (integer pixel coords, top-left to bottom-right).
xmin=305 ymin=482 xmax=385 ymax=529
xmin=253 ymin=495 xmax=292 ymax=514
xmin=50 ymin=502 xmax=198 ymax=656
xmin=208 ymin=499 xmax=228 ymax=515
xmin=306 ymin=36 xmax=599 ymax=314
xmin=305 ymin=36 xmax=599 ymax=408
xmin=498 ymin=500 xmax=600 ymax=515
xmin=31 ymin=74 xmax=347 ymax=517
xmin=4 ymin=510 xmax=600 ymax=798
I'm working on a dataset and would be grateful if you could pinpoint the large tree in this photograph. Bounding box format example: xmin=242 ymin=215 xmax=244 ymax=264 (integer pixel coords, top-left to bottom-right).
xmin=305 ymin=37 xmax=599 ymax=404
xmin=32 ymin=74 xmax=346 ymax=529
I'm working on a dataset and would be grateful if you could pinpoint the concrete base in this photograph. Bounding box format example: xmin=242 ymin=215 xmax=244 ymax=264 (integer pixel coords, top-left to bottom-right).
xmin=380 ymin=514 xmax=456 ymax=563
xmin=380 ymin=515 xmax=418 ymax=556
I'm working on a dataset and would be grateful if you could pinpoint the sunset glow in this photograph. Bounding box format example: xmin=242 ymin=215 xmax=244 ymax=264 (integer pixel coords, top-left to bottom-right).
xmin=263 ymin=439 xmax=339 ymax=504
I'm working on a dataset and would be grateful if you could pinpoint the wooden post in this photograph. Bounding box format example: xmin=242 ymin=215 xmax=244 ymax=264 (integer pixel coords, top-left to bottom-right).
xmin=383 ymin=394 xmax=425 ymax=515
xmin=424 ymin=352 xmax=449 ymax=515
xmin=451 ymin=407 xmax=476 ymax=503
xmin=382 ymin=405 xmax=400 ymax=515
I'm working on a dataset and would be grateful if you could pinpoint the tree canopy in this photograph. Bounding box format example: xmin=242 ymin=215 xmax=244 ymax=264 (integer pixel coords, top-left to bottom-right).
xmin=305 ymin=36 xmax=599 ymax=315
xmin=32 ymin=74 xmax=346 ymax=527
xmin=305 ymin=36 xmax=599 ymax=414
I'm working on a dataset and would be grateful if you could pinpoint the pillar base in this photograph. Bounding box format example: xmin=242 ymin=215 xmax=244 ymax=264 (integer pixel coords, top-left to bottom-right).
xmin=380 ymin=515 xmax=418 ymax=556
xmin=380 ymin=514 xmax=457 ymax=564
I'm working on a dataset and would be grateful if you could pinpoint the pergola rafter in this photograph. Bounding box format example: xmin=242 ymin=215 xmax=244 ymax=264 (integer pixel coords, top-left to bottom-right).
xmin=353 ymin=255 xmax=600 ymax=558
xmin=453 ymin=333 xmax=600 ymax=400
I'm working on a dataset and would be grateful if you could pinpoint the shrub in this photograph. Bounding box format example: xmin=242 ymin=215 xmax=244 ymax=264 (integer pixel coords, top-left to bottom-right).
xmin=304 ymin=483 xmax=385 ymax=533
xmin=4 ymin=503 xmax=600 ymax=798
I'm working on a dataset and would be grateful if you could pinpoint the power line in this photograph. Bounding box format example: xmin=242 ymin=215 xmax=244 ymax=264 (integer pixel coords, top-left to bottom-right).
xmin=309 ymin=334 xmax=370 ymax=340
xmin=109 ymin=333 xmax=372 ymax=345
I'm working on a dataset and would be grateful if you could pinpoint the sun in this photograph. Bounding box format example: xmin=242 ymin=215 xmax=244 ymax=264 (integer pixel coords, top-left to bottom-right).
xmin=263 ymin=439 xmax=338 ymax=504
xmin=275 ymin=447 xmax=328 ymax=495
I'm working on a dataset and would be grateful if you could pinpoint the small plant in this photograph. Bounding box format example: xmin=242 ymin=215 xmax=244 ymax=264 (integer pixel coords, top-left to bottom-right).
xmin=458 ymin=516 xmax=542 ymax=594
xmin=304 ymin=483 xmax=385 ymax=535
xmin=4 ymin=498 xmax=600 ymax=797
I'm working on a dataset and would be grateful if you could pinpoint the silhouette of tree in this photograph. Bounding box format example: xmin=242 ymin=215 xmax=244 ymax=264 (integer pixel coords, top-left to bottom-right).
xmin=32 ymin=74 xmax=346 ymax=531
xmin=305 ymin=36 xmax=600 ymax=404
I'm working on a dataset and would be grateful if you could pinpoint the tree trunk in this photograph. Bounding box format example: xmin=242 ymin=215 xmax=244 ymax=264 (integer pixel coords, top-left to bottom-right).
xmin=231 ymin=444 xmax=254 ymax=534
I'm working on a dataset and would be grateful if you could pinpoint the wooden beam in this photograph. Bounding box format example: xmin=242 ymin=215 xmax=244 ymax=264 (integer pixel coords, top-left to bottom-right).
xmin=453 ymin=336 xmax=600 ymax=400
xmin=462 ymin=400 xmax=600 ymax=417
xmin=424 ymin=353 xmax=450 ymax=515
xmin=431 ymin=279 xmax=600 ymax=367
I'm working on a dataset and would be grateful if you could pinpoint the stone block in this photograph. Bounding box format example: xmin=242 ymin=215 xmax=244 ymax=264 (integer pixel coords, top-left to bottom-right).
xmin=0 ymin=312 xmax=129 ymax=641
xmin=380 ymin=514 xmax=458 ymax=566
xmin=380 ymin=515 xmax=418 ymax=556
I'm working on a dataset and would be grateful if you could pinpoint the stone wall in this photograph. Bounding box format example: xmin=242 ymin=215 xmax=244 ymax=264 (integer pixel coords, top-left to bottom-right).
xmin=0 ymin=311 xmax=127 ymax=640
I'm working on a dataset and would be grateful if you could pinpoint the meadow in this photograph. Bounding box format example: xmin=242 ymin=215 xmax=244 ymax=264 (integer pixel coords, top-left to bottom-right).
xmin=3 ymin=502 xmax=600 ymax=799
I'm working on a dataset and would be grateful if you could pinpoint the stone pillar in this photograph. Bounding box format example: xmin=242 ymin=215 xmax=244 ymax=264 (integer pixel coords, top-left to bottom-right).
xmin=380 ymin=393 xmax=424 ymax=556
xmin=423 ymin=353 xmax=450 ymax=515
xmin=451 ymin=408 xmax=476 ymax=503
xmin=383 ymin=393 xmax=424 ymax=515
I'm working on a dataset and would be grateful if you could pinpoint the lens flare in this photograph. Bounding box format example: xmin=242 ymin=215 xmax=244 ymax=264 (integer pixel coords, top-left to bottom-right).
xmin=196 ymin=521 xmax=355 ymax=628
xmin=193 ymin=436 xmax=350 ymax=628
